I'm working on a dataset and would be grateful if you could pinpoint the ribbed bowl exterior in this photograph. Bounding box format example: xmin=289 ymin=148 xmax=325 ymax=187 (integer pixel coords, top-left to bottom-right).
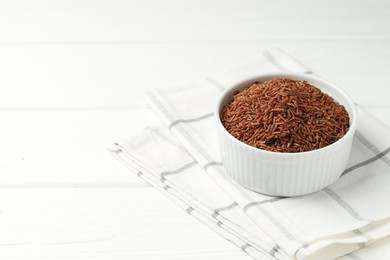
xmin=218 ymin=126 xmax=354 ymax=196
xmin=215 ymin=72 xmax=357 ymax=197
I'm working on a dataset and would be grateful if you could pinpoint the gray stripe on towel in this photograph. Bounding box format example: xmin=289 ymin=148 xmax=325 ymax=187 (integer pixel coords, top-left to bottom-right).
xmin=186 ymin=207 xmax=194 ymax=214
xmin=243 ymin=197 xmax=284 ymax=212
xmin=240 ymin=243 xmax=251 ymax=252
xmin=323 ymin=188 xmax=371 ymax=222
xmin=168 ymin=113 xmax=214 ymax=129
xmin=342 ymin=146 xmax=390 ymax=175
xmin=160 ymin=161 xmax=197 ymax=179
xmin=204 ymin=161 xmax=224 ymax=171
xmin=269 ymin=245 xmax=280 ymax=257
xmin=212 ymin=202 xmax=238 ymax=218
xmin=353 ymin=229 xmax=373 ymax=248
xmin=355 ymin=130 xmax=390 ymax=167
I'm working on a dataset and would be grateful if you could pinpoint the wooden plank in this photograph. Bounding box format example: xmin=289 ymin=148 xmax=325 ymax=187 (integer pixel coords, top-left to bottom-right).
xmin=0 ymin=108 xmax=157 ymax=186
xmin=0 ymin=187 xmax=250 ymax=259
xmin=0 ymin=0 xmax=388 ymax=43
xmin=0 ymin=42 xmax=390 ymax=108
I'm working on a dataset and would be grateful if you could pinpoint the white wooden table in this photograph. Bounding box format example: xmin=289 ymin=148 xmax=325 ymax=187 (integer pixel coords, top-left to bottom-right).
xmin=1 ymin=1 xmax=390 ymax=259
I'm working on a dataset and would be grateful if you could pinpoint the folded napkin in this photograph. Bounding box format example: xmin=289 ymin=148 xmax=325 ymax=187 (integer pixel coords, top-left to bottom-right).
xmin=111 ymin=49 xmax=390 ymax=260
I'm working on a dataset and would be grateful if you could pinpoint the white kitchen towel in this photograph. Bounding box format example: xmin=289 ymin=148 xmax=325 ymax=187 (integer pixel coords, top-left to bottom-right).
xmin=111 ymin=49 xmax=390 ymax=260
xmin=112 ymin=126 xmax=285 ymax=260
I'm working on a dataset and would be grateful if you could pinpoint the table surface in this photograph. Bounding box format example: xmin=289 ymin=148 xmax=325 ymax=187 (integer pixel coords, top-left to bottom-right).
xmin=1 ymin=0 xmax=390 ymax=259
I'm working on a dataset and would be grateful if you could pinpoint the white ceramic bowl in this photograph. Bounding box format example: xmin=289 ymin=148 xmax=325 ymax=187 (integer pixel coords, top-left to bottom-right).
xmin=215 ymin=72 xmax=357 ymax=196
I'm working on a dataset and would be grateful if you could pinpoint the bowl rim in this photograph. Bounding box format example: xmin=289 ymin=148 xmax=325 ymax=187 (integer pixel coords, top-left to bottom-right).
xmin=214 ymin=72 xmax=357 ymax=157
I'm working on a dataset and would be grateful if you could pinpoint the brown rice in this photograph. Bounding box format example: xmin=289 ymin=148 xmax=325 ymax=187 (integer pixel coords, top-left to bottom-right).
xmin=221 ymin=78 xmax=350 ymax=153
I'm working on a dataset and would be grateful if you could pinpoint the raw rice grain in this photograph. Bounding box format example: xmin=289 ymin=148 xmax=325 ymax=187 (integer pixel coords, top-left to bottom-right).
xmin=221 ymin=78 xmax=349 ymax=153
